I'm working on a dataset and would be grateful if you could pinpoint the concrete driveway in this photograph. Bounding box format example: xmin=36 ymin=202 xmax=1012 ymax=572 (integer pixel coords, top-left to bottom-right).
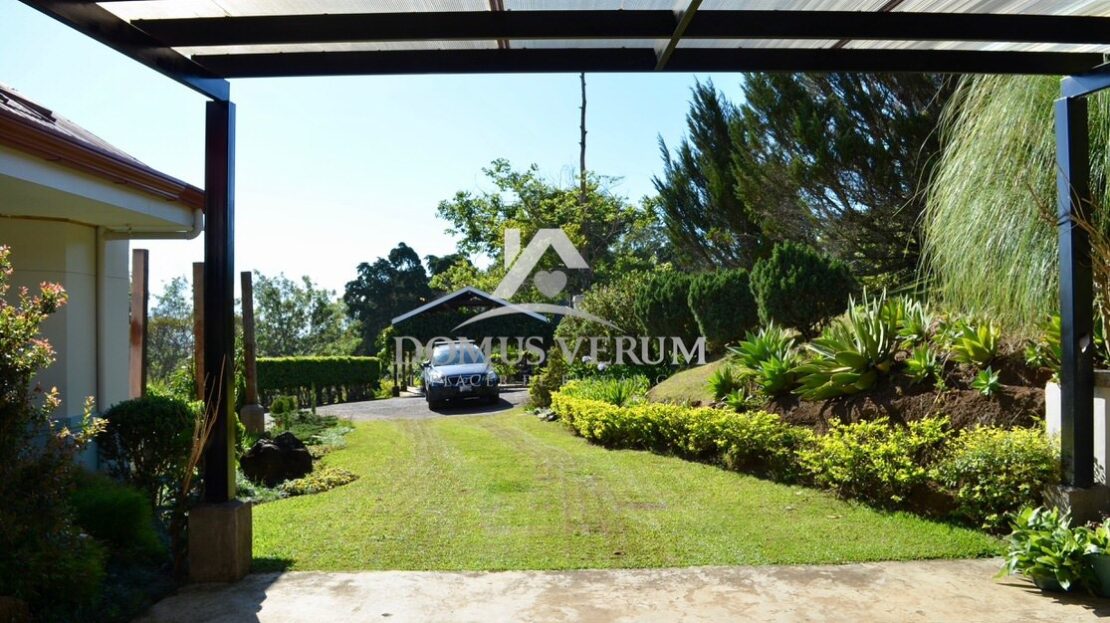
xmin=315 ymin=388 xmax=528 ymax=421
xmin=136 ymin=559 xmax=1108 ymax=623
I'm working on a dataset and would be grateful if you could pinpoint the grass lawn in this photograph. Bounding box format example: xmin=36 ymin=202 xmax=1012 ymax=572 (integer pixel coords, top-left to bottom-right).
xmin=253 ymin=410 xmax=999 ymax=571
xmin=645 ymin=358 xmax=726 ymax=404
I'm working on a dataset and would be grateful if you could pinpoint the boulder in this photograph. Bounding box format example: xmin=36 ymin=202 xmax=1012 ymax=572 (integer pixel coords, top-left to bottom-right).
xmin=239 ymin=431 xmax=313 ymax=487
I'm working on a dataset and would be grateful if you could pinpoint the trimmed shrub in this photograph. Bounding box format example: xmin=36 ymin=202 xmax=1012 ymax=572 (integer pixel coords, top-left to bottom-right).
xmin=70 ymin=474 xmax=165 ymax=561
xmin=551 ymin=393 xmax=810 ymax=479
xmin=688 ymin=269 xmax=759 ymax=353
xmin=98 ymin=395 xmax=195 ymax=508
xmin=279 ymin=465 xmax=359 ymax=497
xmin=258 ymin=356 xmax=381 ymax=406
xmin=933 ymin=426 xmax=1059 ymax=529
xmin=633 ymin=271 xmax=700 ymax=344
xmin=798 ymin=417 xmax=950 ymax=506
xmin=750 ymin=242 xmax=856 ymax=339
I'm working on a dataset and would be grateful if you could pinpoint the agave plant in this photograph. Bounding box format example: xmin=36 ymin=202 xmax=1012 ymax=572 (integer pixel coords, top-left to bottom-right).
xmin=794 ymin=294 xmax=899 ymax=401
xmin=904 ymin=345 xmax=941 ymax=385
xmin=972 ymin=367 xmax=1001 ymax=396
xmin=706 ymin=365 xmax=740 ymax=401
xmin=728 ymin=324 xmax=801 ymax=396
xmin=950 ymin=320 xmax=1001 ymax=368
xmin=888 ymin=296 xmax=933 ymax=347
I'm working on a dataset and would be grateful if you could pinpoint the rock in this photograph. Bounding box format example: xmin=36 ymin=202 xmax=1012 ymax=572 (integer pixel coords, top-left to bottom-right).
xmin=239 ymin=431 xmax=313 ymax=487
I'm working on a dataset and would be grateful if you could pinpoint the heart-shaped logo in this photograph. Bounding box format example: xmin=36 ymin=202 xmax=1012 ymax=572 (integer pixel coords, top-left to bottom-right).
xmin=533 ymin=270 xmax=567 ymax=298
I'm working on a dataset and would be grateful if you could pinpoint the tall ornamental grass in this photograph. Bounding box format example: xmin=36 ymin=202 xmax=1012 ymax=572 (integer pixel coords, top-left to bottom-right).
xmin=923 ymin=75 xmax=1110 ymax=333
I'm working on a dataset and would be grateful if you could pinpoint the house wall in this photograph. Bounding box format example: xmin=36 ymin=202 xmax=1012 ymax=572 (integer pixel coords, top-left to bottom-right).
xmin=0 ymin=217 xmax=130 ymax=468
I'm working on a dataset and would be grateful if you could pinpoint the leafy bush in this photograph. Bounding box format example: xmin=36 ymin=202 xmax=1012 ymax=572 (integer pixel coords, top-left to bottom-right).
xmin=633 ymin=271 xmax=700 ymax=344
xmin=279 ymin=466 xmax=359 ymax=496
xmin=949 ymin=320 xmax=1000 ymax=368
xmin=560 ymin=376 xmax=649 ymax=406
xmin=798 ymin=417 xmax=949 ymax=505
xmin=98 ymin=395 xmax=196 ymax=509
xmin=972 ymin=367 xmax=1001 ymax=396
xmin=529 ymin=346 xmax=567 ymax=408
xmin=794 ymin=294 xmax=899 ymax=401
xmin=750 ymin=242 xmax=856 ymax=339
xmin=270 ymin=394 xmax=298 ymax=415
xmin=70 ymin=474 xmax=165 ymax=561
xmin=258 ymin=356 xmax=381 ymax=406
xmin=0 ymin=246 xmax=107 ymax=619
xmin=1000 ymin=507 xmax=1094 ymax=592
xmin=555 ymin=271 xmax=649 ymax=356
xmin=934 ymin=426 xmax=1059 ymax=529
xmin=706 ymin=365 xmax=741 ymax=401
xmin=729 ymin=324 xmax=800 ymax=397
xmin=687 ymin=269 xmax=759 ymax=353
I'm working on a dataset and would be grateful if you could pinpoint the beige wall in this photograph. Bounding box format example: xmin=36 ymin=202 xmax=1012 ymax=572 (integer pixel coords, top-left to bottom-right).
xmin=0 ymin=218 xmax=130 ymax=465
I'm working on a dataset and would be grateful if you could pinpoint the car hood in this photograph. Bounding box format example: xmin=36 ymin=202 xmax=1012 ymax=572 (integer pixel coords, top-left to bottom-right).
xmin=428 ymin=363 xmax=491 ymax=376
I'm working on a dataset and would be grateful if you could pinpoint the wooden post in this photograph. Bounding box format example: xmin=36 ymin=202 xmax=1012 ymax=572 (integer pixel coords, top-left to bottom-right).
xmin=239 ymin=271 xmax=265 ymax=433
xmin=129 ymin=249 xmax=149 ymax=397
xmin=193 ymin=262 xmax=205 ymax=401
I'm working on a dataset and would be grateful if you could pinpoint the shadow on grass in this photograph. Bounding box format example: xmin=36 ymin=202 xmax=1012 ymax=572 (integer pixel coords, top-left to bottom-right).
xmin=251 ymin=557 xmax=295 ymax=573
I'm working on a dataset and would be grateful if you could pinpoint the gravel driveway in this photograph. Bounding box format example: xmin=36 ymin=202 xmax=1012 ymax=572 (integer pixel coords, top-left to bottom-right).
xmin=315 ymin=388 xmax=528 ymax=421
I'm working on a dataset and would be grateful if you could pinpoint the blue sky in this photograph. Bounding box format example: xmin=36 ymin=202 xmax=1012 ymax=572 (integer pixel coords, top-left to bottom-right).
xmin=0 ymin=0 xmax=746 ymax=296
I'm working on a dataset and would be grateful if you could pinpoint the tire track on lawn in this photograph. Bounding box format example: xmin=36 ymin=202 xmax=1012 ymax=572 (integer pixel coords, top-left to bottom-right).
xmin=467 ymin=414 xmax=640 ymax=567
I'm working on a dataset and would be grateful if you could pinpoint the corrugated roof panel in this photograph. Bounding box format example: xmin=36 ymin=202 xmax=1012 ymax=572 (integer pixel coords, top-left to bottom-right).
xmin=846 ymin=40 xmax=1110 ymax=53
xmin=101 ymin=0 xmax=491 ymax=21
xmin=700 ymin=0 xmax=890 ymax=9
xmin=678 ymin=39 xmax=837 ymax=49
xmin=892 ymin=0 xmax=1110 ymax=16
xmin=176 ymin=40 xmax=500 ymax=56
xmin=511 ymin=38 xmax=663 ymax=48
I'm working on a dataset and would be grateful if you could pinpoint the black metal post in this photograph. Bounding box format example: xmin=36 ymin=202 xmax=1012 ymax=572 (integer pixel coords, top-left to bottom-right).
xmin=1056 ymin=95 xmax=1094 ymax=488
xmin=203 ymin=99 xmax=236 ymax=503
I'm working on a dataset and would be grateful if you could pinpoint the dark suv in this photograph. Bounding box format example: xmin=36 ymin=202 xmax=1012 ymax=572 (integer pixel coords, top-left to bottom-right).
xmin=422 ymin=341 xmax=500 ymax=408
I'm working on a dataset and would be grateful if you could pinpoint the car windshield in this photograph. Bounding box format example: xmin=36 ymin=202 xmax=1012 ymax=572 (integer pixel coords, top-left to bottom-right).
xmin=430 ymin=344 xmax=485 ymax=366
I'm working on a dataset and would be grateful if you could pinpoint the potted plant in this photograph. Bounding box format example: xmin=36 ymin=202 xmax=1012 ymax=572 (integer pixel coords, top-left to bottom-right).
xmin=999 ymin=506 xmax=1095 ymax=592
xmin=1084 ymin=518 xmax=1110 ymax=597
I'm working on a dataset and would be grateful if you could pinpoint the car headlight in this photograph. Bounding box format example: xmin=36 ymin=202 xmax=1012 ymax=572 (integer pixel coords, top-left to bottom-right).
xmin=487 ymin=371 xmax=499 ymax=383
xmin=428 ymin=370 xmax=444 ymax=382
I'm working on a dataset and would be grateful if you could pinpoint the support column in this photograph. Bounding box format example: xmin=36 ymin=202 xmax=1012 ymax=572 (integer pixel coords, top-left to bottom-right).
xmin=191 ymin=98 xmax=251 ymax=584
xmin=129 ymin=248 xmax=149 ymax=398
xmin=202 ymin=99 xmax=237 ymax=503
xmin=1056 ymin=95 xmax=1094 ymax=488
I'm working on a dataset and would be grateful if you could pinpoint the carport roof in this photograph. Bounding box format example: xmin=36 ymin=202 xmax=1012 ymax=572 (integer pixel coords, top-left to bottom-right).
xmin=18 ymin=1 xmax=1110 ymax=101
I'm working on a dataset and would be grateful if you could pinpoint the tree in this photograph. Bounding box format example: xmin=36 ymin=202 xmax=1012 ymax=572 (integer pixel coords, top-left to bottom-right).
xmin=750 ymin=242 xmax=856 ymax=340
xmin=425 ymin=253 xmax=471 ymax=279
xmin=343 ymin=243 xmax=433 ymax=354
xmin=437 ymin=159 xmax=659 ymax=294
xmin=253 ymin=272 xmax=356 ymax=357
xmin=653 ymin=81 xmax=770 ymax=270
xmin=147 ymin=276 xmax=193 ymax=385
xmin=734 ymin=73 xmax=954 ymax=284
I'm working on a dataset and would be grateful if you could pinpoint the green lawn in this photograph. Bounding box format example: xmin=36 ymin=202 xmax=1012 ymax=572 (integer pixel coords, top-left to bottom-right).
xmin=646 ymin=359 xmax=726 ymax=405
xmin=253 ymin=410 xmax=999 ymax=571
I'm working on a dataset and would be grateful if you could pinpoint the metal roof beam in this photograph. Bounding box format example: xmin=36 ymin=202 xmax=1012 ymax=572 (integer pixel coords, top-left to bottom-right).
xmin=192 ymin=48 xmax=1105 ymax=79
xmin=655 ymin=0 xmax=703 ymax=71
xmin=128 ymin=10 xmax=1110 ymax=48
xmin=17 ymin=0 xmax=230 ymax=101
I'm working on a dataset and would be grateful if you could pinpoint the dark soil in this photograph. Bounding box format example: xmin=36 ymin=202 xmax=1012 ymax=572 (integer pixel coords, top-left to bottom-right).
xmin=765 ymin=348 xmax=1050 ymax=433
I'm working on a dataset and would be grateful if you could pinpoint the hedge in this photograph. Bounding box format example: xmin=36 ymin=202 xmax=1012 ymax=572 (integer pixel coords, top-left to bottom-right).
xmin=549 ymin=391 xmax=1058 ymax=524
xmin=258 ymin=356 xmax=381 ymax=407
xmin=750 ymin=241 xmax=856 ymax=340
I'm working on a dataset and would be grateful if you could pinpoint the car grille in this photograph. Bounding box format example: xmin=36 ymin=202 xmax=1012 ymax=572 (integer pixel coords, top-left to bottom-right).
xmin=444 ymin=374 xmax=486 ymax=386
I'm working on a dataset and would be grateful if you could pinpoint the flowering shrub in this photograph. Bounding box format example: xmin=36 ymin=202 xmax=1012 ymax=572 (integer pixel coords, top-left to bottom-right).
xmin=0 ymin=246 xmax=108 ymax=617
